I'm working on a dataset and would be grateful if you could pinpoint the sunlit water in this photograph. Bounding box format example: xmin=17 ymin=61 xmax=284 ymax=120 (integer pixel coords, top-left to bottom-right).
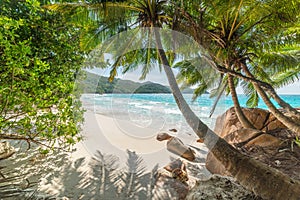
xmin=81 ymin=93 xmax=300 ymax=135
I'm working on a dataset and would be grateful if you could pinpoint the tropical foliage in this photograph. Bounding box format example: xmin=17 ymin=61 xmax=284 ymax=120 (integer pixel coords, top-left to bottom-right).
xmin=175 ymin=0 xmax=300 ymax=103
xmin=0 ymin=0 xmax=85 ymax=148
xmin=173 ymin=0 xmax=300 ymax=131
xmin=1 ymin=0 xmax=300 ymax=199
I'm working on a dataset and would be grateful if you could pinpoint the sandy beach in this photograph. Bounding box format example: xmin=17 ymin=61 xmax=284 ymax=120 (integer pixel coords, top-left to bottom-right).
xmin=71 ymin=110 xmax=208 ymax=170
xmin=38 ymin=110 xmax=209 ymax=197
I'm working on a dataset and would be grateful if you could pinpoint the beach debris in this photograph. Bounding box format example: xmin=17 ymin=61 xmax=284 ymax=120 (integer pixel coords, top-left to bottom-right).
xmin=164 ymin=159 xmax=189 ymax=183
xmin=157 ymin=159 xmax=189 ymax=200
xmin=186 ymin=175 xmax=262 ymax=200
xmin=0 ymin=141 xmax=15 ymax=160
xmin=196 ymin=138 xmax=204 ymax=143
xmin=274 ymin=160 xmax=281 ymax=166
xmin=156 ymin=133 xmax=196 ymax=161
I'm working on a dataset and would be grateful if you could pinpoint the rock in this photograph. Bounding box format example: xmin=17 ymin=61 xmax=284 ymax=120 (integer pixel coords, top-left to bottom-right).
xmin=208 ymin=107 xmax=288 ymax=176
xmin=169 ymin=128 xmax=177 ymax=132
xmin=242 ymin=108 xmax=270 ymax=130
xmin=206 ymin=106 xmax=300 ymax=185
xmin=224 ymin=128 xmax=263 ymax=145
xmin=0 ymin=141 xmax=15 ymax=160
xmin=207 ymin=128 xmax=263 ymax=176
xmin=157 ymin=133 xmax=196 ymax=162
xmin=214 ymin=107 xmax=239 ymax=137
xmin=262 ymin=113 xmax=286 ymax=132
xmin=186 ymin=175 xmax=261 ymax=200
xmin=158 ymin=134 xmax=196 ymax=161
xmin=214 ymin=107 xmax=269 ymax=138
xmin=244 ymin=134 xmax=283 ymax=148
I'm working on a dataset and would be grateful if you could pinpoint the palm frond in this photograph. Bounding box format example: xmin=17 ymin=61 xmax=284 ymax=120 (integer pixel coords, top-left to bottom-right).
xmin=258 ymin=48 xmax=300 ymax=75
xmin=241 ymin=80 xmax=259 ymax=108
xmin=272 ymin=66 xmax=300 ymax=88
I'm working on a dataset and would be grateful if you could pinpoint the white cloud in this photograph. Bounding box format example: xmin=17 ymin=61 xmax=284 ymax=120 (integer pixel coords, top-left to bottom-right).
xmin=276 ymin=82 xmax=300 ymax=94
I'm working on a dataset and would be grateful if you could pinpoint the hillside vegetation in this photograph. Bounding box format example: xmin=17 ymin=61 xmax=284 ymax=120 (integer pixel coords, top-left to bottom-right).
xmin=81 ymin=71 xmax=194 ymax=94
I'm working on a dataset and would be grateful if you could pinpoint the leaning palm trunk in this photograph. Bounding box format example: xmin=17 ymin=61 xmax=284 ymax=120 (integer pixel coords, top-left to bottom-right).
xmin=252 ymin=81 xmax=300 ymax=136
xmin=240 ymin=65 xmax=300 ymax=135
xmin=240 ymin=64 xmax=300 ymax=120
xmin=227 ymin=75 xmax=254 ymax=129
xmin=268 ymin=88 xmax=300 ymax=119
xmin=215 ymin=64 xmax=300 ymax=120
xmin=154 ymin=29 xmax=300 ymax=199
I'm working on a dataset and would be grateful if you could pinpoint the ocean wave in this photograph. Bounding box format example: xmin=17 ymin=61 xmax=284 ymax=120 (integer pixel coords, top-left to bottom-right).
xmin=163 ymin=108 xmax=182 ymax=115
xmin=135 ymin=105 xmax=153 ymax=110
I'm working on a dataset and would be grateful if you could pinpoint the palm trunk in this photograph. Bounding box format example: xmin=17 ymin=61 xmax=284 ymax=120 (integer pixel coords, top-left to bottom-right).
xmin=214 ymin=64 xmax=300 ymax=119
xmin=264 ymin=86 xmax=300 ymax=119
xmin=253 ymin=82 xmax=300 ymax=135
xmin=241 ymin=64 xmax=300 ymax=119
xmin=227 ymin=75 xmax=255 ymax=129
xmin=153 ymin=28 xmax=300 ymax=199
xmin=241 ymin=65 xmax=300 ymax=135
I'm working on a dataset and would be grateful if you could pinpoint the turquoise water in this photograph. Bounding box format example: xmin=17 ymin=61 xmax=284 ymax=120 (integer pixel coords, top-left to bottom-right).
xmin=81 ymin=93 xmax=300 ymax=132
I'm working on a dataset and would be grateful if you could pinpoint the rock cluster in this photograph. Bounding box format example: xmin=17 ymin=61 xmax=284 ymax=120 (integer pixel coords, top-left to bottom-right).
xmin=214 ymin=107 xmax=286 ymax=138
xmin=183 ymin=107 xmax=300 ymax=199
xmin=207 ymin=107 xmax=300 ymax=181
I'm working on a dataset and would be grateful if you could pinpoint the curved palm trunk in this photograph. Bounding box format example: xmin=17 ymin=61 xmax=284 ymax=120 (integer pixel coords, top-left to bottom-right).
xmin=227 ymin=75 xmax=255 ymax=129
xmin=265 ymin=86 xmax=300 ymax=119
xmin=223 ymin=64 xmax=300 ymax=119
xmin=240 ymin=64 xmax=300 ymax=119
xmin=153 ymin=29 xmax=300 ymax=199
xmin=241 ymin=65 xmax=300 ymax=135
xmin=252 ymin=82 xmax=300 ymax=135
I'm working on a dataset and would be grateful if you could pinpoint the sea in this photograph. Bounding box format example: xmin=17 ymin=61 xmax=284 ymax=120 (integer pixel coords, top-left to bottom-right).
xmin=81 ymin=93 xmax=300 ymax=135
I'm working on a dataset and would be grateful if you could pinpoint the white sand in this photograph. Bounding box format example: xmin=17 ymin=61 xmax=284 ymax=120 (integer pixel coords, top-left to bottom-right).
xmin=39 ymin=110 xmax=209 ymax=197
xmin=71 ymin=110 xmax=208 ymax=170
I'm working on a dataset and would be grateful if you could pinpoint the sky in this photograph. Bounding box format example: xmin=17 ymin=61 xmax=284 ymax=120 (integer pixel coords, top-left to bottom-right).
xmin=87 ymin=67 xmax=300 ymax=95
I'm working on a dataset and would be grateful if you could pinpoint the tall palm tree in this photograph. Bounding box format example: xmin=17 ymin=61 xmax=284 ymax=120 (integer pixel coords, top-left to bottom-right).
xmin=174 ymin=0 xmax=300 ymax=134
xmin=47 ymin=0 xmax=300 ymax=198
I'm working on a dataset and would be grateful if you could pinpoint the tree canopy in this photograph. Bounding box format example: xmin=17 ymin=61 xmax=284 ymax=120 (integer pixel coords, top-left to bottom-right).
xmin=0 ymin=0 xmax=85 ymax=149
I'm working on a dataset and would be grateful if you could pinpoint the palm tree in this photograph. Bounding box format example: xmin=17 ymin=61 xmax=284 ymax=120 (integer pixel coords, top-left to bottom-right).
xmin=175 ymin=58 xmax=254 ymax=128
xmin=47 ymin=0 xmax=300 ymax=198
xmin=174 ymin=0 xmax=300 ymax=134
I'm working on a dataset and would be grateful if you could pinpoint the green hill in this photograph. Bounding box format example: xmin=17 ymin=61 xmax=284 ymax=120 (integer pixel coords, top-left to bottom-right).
xmin=80 ymin=71 xmax=176 ymax=94
xmin=134 ymin=83 xmax=171 ymax=93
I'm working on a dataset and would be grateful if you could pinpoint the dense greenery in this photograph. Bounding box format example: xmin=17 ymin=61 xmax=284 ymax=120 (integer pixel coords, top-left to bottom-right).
xmin=0 ymin=0 xmax=85 ymax=147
